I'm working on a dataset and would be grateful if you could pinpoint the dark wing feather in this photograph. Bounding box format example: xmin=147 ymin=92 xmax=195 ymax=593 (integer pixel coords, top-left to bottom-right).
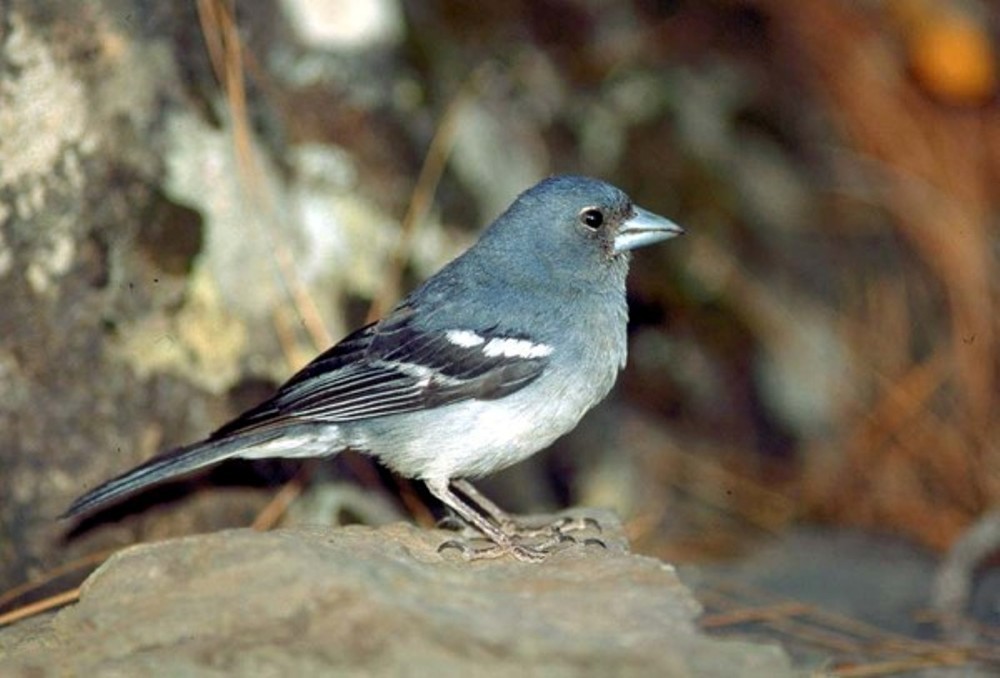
xmin=211 ymin=305 xmax=550 ymax=438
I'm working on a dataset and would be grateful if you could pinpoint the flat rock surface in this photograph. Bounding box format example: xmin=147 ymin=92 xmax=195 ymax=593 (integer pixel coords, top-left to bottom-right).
xmin=0 ymin=512 xmax=790 ymax=676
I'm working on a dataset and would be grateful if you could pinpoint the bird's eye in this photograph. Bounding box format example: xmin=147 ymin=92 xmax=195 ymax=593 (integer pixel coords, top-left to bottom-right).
xmin=579 ymin=208 xmax=604 ymax=230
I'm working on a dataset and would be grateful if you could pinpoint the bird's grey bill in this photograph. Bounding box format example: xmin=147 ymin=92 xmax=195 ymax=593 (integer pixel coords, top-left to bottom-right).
xmin=613 ymin=206 xmax=684 ymax=253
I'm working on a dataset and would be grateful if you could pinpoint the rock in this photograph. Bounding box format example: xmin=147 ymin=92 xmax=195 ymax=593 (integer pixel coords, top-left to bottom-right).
xmin=0 ymin=512 xmax=791 ymax=676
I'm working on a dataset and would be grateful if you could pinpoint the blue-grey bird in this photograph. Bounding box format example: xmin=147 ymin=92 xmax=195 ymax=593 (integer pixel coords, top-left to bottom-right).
xmin=64 ymin=175 xmax=683 ymax=561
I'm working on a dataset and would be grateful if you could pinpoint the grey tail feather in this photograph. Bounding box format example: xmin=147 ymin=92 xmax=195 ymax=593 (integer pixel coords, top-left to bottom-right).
xmin=62 ymin=431 xmax=284 ymax=519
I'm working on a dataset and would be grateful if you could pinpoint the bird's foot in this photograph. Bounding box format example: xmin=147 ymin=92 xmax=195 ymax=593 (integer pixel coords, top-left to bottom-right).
xmin=498 ymin=514 xmax=603 ymax=540
xmin=436 ymin=524 xmax=606 ymax=563
xmin=437 ymin=536 xmax=549 ymax=563
xmin=438 ymin=510 xmax=601 ymax=540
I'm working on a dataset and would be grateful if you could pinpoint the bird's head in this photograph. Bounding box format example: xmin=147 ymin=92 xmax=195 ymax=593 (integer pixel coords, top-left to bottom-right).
xmin=476 ymin=175 xmax=683 ymax=288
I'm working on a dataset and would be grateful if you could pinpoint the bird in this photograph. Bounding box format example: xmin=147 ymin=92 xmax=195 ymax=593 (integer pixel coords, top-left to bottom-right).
xmin=64 ymin=175 xmax=683 ymax=561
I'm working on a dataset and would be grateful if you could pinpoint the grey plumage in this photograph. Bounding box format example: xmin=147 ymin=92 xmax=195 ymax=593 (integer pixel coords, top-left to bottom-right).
xmin=64 ymin=175 xmax=683 ymax=560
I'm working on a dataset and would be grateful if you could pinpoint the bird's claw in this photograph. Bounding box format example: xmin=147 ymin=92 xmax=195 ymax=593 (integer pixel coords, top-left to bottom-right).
xmin=437 ymin=538 xmax=474 ymax=557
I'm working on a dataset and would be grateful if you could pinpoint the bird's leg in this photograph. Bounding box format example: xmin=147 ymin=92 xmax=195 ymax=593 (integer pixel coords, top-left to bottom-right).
xmin=452 ymin=479 xmax=603 ymax=540
xmin=450 ymin=479 xmax=520 ymax=530
xmin=452 ymin=479 xmax=567 ymax=548
xmin=425 ymin=478 xmax=547 ymax=563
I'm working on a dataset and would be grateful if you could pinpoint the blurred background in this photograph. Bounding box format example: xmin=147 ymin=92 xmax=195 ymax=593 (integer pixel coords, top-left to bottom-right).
xmin=1 ymin=0 xmax=998 ymax=671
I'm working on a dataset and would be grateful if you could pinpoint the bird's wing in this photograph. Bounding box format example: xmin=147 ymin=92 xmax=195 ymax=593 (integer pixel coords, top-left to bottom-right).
xmin=210 ymin=305 xmax=552 ymax=438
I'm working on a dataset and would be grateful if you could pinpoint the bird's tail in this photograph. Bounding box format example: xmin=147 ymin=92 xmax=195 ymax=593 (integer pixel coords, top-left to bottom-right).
xmin=62 ymin=426 xmax=325 ymax=519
